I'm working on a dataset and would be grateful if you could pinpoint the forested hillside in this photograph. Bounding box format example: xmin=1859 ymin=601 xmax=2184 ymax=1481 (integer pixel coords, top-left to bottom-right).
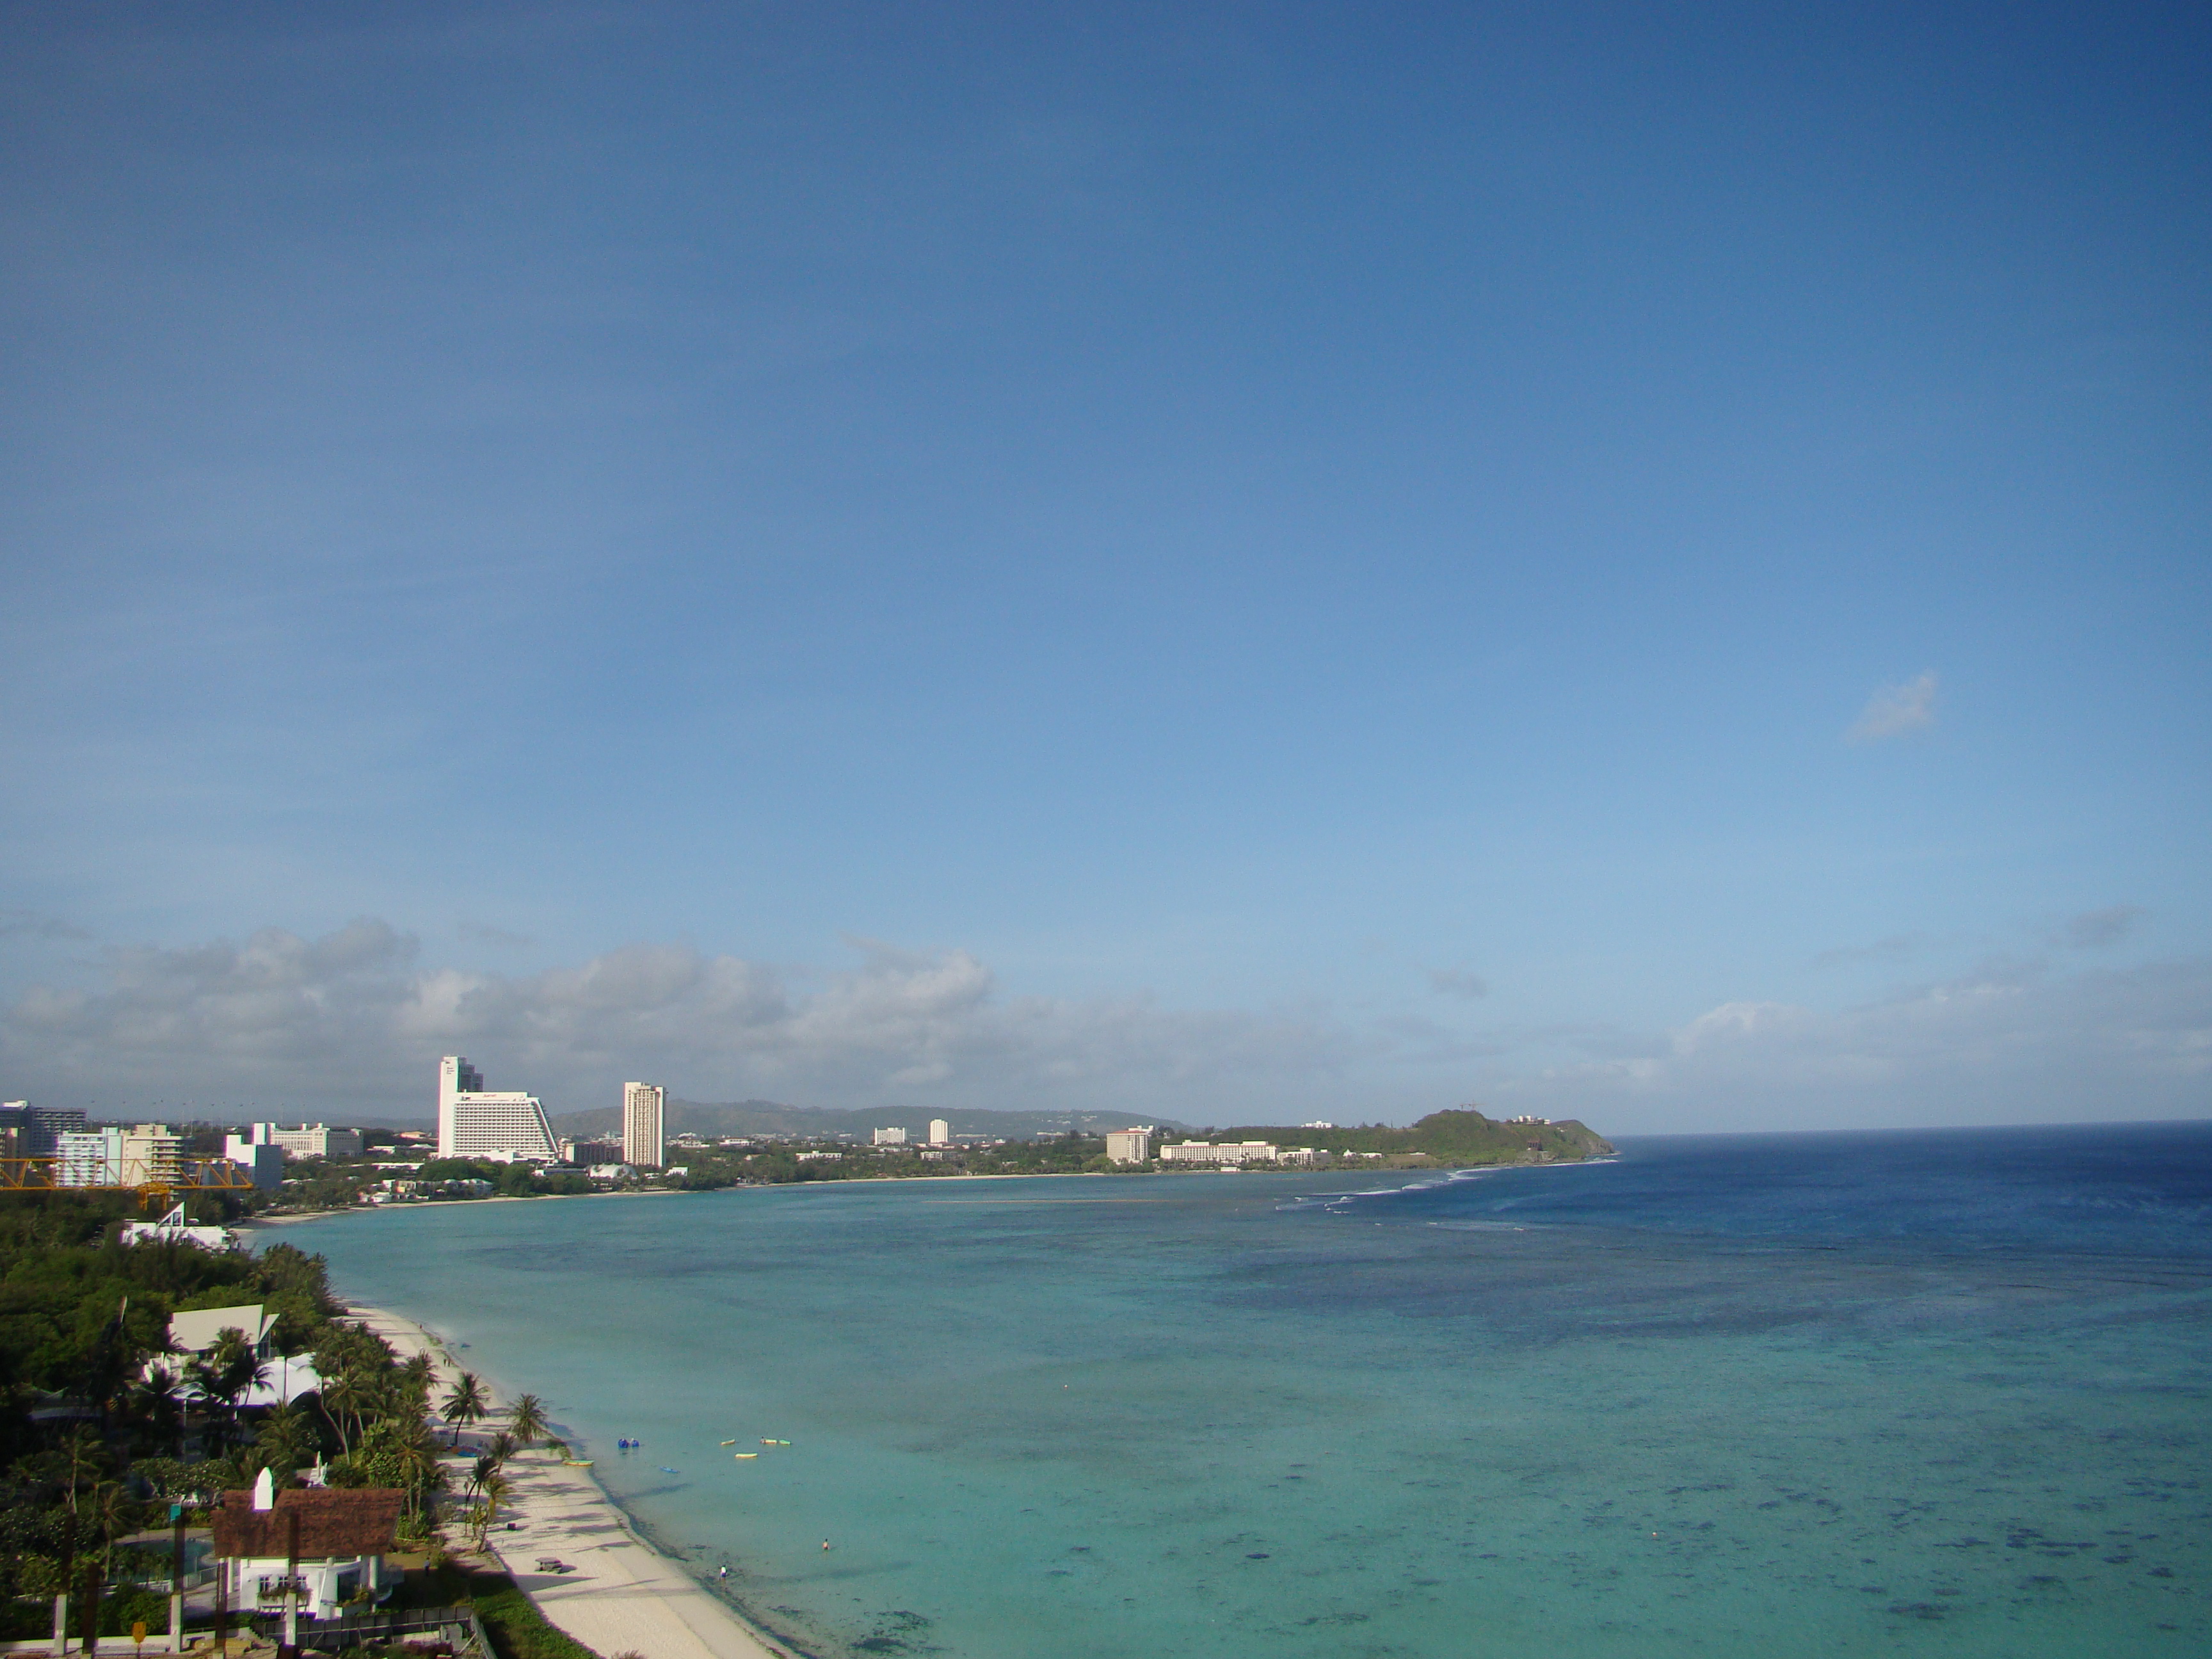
xmin=1215 ymin=1109 xmax=1613 ymax=1164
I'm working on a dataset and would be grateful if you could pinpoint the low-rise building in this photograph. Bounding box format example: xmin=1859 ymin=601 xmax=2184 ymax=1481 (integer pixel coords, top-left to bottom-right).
xmin=872 ymin=1126 xmax=908 ymax=1146
xmin=211 ymin=1473 xmax=401 ymax=1628
xmin=228 ymin=1123 xmax=365 ymax=1162
xmin=122 ymin=1202 xmax=240 ymax=1251
xmin=1158 ymin=1141 xmax=1279 ymax=1166
xmin=163 ymin=1304 xmax=321 ymax=1406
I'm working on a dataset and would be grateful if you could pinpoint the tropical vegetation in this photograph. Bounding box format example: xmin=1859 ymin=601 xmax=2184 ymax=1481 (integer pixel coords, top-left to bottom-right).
xmin=0 ymin=1191 xmax=555 ymax=1647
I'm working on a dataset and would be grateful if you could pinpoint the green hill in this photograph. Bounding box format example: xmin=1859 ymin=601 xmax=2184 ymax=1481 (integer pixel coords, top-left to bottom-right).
xmin=1214 ymin=1109 xmax=1613 ymax=1166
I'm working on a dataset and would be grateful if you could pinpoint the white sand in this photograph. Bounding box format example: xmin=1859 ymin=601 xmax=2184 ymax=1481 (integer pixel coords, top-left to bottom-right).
xmin=343 ymin=1305 xmax=789 ymax=1659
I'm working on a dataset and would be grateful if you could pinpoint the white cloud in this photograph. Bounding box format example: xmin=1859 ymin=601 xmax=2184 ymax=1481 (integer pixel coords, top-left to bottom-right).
xmin=0 ymin=920 xmax=1358 ymax=1119
xmin=1846 ymin=671 xmax=1938 ymax=744
xmin=1491 ymin=956 xmax=2212 ymax=1131
xmin=8 ymin=920 xmax=2207 ymax=1134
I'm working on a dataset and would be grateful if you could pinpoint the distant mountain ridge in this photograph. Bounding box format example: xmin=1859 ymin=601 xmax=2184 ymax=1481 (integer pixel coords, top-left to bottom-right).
xmin=549 ymin=1098 xmax=1198 ymax=1142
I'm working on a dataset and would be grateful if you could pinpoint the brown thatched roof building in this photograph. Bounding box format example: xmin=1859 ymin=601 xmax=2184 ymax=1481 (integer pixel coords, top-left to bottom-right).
xmin=211 ymin=1489 xmax=403 ymax=1560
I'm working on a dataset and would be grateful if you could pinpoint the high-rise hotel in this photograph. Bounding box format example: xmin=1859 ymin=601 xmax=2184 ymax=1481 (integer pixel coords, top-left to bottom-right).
xmin=622 ymin=1081 xmax=666 ymax=1168
xmin=437 ymin=1056 xmax=559 ymax=1162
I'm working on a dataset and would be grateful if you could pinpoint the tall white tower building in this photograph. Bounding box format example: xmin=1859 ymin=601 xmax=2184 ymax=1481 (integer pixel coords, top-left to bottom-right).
xmin=622 ymin=1082 xmax=666 ymax=1167
xmin=437 ymin=1056 xmax=559 ymax=1162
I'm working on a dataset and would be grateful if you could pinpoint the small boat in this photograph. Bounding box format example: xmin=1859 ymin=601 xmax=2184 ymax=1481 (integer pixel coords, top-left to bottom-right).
xmin=564 ymin=1459 xmax=594 ymax=1468
xmin=733 ymin=1452 xmax=758 ymax=1459
xmin=658 ymin=1466 xmax=680 ymax=1474
xmin=719 ymin=1439 xmax=737 ymax=1446
xmin=760 ymin=1438 xmax=791 ymax=1446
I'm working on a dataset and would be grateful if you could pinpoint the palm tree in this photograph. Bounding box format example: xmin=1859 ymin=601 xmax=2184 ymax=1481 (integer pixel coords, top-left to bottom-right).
xmin=468 ymin=1471 xmax=512 ymax=1551
xmin=506 ymin=1394 xmax=548 ymax=1448
xmin=54 ymin=1425 xmax=108 ymax=1516
xmin=189 ymin=1329 xmax=268 ymax=1454
xmin=79 ymin=1481 xmax=143 ymax=1658
xmin=441 ymin=1372 xmax=488 ymax=1447
xmin=349 ymin=1417 xmax=447 ymax=1527
xmin=134 ymin=1365 xmax=186 ymax=1461
xmin=483 ymin=1431 xmax=518 ymax=1470
xmin=317 ymin=1367 xmax=369 ymax=1455
xmin=253 ymin=1403 xmax=314 ymax=1480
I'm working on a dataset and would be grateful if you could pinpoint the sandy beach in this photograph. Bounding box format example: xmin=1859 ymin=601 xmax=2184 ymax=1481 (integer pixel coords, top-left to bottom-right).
xmin=342 ymin=1304 xmax=790 ymax=1659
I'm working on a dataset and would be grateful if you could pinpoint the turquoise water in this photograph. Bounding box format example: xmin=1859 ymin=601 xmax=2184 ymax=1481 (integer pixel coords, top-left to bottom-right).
xmin=289 ymin=1127 xmax=2212 ymax=1658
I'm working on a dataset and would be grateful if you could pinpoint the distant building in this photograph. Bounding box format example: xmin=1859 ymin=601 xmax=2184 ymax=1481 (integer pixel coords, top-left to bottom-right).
xmin=55 ymin=1123 xmax=187 ymax=1187
xmin=588 ymin=1164 xmax=635 ymax=1180
xmin=122 ymin=1202 xmax=240 ymax=1251
xmin=437 ymin=1056 xmax=558 ymax=1162
xmin=623 ymin=1081 xmax=666 ymax=1167
xmin=928 ymin=1118 xmax=952 ymax=1146
xmin=1503 ymin=1115 xmax=1551 ymax=1126
xmin=1105 ymin=1128 xmax=1154 ymax=1164
xmin=872 ymin=1126 xmax=908 ymax=1146
xmin=1158 ymin=1141 xmax=1279 ymax=1166
xmin=562 ymin=1137 xmax=621 ymax=1166
xmin=220 ymin=1141 xmax=287 ymax=1190
xmin=1301 ymin=1121 xmax=1336 ymax=1129
xmin=1 ymin=1102 xmax=88 ymax=1156
xmin=227 ymin=1123 xmax=364 ymax=1162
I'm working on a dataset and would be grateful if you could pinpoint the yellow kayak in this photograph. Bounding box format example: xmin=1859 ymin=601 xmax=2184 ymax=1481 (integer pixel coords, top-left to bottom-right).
xmin=733 ymin=1452 xmax=758 ymax=1459
xmin=719 ymin=1439 xmax=737 ymax=1446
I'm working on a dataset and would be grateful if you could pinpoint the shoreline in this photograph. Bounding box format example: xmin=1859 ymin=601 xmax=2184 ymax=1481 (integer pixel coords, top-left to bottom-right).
xmin=242 ymin=1157 xmax=1595 ymax=1228
xmin=341 ymin=1301 xmax=796 ymax=1659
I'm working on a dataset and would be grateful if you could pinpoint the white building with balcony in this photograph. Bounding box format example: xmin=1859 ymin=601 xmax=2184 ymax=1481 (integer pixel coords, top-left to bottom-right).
xmin=623 ymin=1081 xmax=666 ymax=1167
xmin=1158 ymin=1141 xmax=1279 ymax=1166
xmin=437 ymin=1057 xmax=559 ymax=1162
xmin=1105 ymin=1128 xmax=1155 ymax=1164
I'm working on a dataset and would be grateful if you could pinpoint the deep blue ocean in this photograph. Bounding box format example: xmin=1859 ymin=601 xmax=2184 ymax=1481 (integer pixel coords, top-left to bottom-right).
xmin=291 ymin=1123 xmax=2212 ymax=1658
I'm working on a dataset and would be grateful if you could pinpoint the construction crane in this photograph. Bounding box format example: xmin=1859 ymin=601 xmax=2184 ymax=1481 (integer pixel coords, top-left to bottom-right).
xmin=0 ymin=1156 xmax=260 ymax=1210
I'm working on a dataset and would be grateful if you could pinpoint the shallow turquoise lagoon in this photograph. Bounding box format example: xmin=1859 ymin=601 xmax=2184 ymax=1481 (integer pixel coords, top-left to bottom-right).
xmin=289 ymin=1128 xmax=2212 ymax=1658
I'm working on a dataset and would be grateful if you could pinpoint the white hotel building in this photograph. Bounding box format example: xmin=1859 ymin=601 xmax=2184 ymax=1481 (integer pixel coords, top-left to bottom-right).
xmin=437 ymin=1056 xmax=559 ymax=1162
xmin=622 ymin=1080 xmax=666 ymax=1167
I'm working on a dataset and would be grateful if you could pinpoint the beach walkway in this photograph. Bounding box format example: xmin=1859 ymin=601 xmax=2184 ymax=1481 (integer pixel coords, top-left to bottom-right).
xmin=346 ymin=1308 xmax=786 ymax=1659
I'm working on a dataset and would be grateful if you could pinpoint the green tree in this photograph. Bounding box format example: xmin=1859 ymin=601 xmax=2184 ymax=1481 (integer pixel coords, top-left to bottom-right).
xmin=186 ymin=1329 xmax=266 ymax=1454
xmin=250 ymin=1402 xmax=314 ymax=1480
xmin=506 ymin=1394 xmax=548 ymax=1448
xmin=440 ymin=1372 xmax=488 ymax=1447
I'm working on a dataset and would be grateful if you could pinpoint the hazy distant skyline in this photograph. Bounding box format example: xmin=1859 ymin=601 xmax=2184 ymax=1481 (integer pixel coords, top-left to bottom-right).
xmin=3 ymin=4 xmax=2206 ymax=1132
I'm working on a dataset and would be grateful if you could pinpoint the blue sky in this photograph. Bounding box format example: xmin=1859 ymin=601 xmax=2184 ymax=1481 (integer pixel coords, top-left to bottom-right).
xmin=2 ymin=2 xmax=2206 ymax=1130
